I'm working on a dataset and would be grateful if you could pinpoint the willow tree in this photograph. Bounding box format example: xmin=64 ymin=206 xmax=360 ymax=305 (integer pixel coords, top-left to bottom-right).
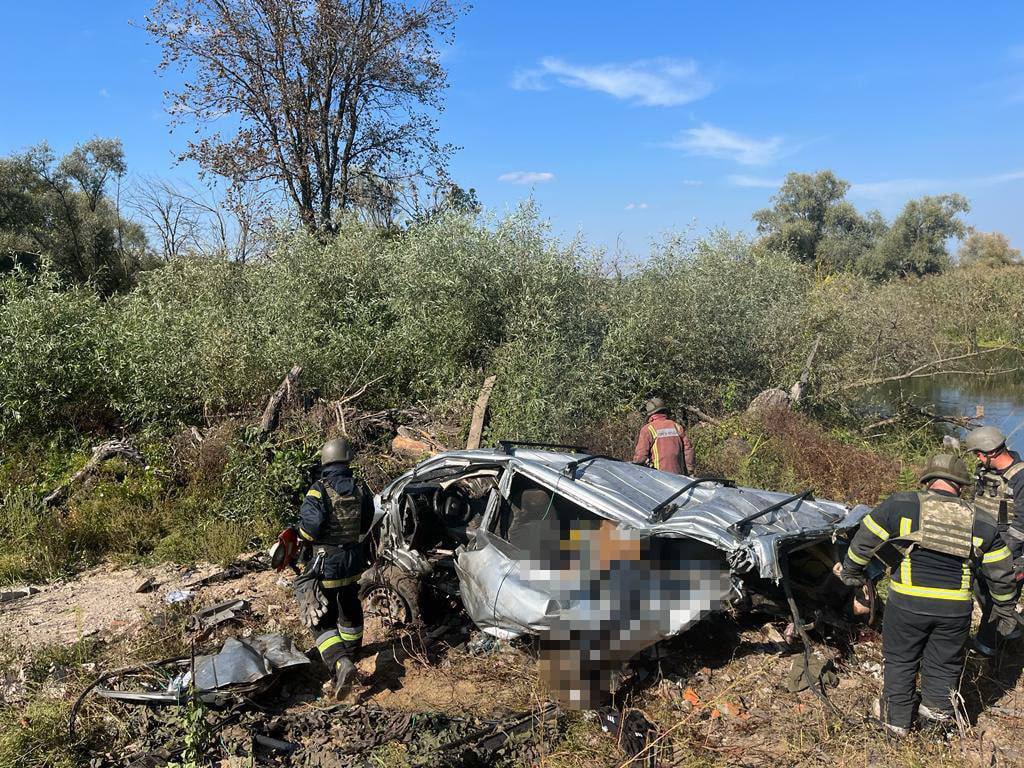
xmin=146 ymin=0 xmax=460 ymax=234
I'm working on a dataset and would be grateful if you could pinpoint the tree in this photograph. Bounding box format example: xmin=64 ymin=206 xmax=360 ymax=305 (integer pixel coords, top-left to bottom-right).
xmin=146 ymin=0 xmax=461 ymax=235
xmin=128 ymin=177 xmax=270 ymax=262
xmin=753 ymin=171 xmax=881 ymax=271
xmin=0 ymin=139 xmax=147 ymax=293
xmin=958 ymin=231 xmax=1022 ymax=267
xmin=859 ymin=194 xmax=970 ymax=280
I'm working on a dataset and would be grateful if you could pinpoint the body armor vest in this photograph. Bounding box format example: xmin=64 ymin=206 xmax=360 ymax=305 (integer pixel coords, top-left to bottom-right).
xmin=319 ymin=478 xmax=363 ymax=547
xmin=974 ymin=463 xmax=1024 ymax=529
xmin=916 ymin=492 xmax=974 ymax=558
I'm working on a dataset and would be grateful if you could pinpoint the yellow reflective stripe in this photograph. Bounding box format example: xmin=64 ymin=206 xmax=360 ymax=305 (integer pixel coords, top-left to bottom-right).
xmin=648 ymin=424 xmax=660 ymax=470
xmin=889 ymin=582 xmax=972 ymax=601
xmin=991 ymin=590 xmax=1017 ymax=602
xmin=973 ymin=536 xmax=984 ymax=548
xmin=961 ymin=562 xmax=971 ymax=591
xmin=317 ymin=634 xmax=342 ymax=653
xmin=322 ymin=574 xmax=360 ymax=588
xmin=307 ymin=488 xmax=322 ymax=499
xmin=338 ymin=628 xmax=363 ymax=641
xmin=899 ymin=517 xmax=913 ymax=587
xmin=848 ymin=550 xmax=870 ymax=566
xmin=298 ymin=528 xmax=314 ymax=541
xmin=863 ymin=514 xmax=890 ymax=541
xmin=983 ymin=546 xmax=1012 ymax=563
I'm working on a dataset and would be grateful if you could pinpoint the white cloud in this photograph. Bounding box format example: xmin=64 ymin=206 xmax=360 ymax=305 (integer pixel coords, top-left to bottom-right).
xmin=681 ymin=179 xmax=703 ymax=187
xmin=498 ymin=171 xmax=555 ymax=185
xmin=624 ymin=202 xmax=649 ymax=210
xmin=669 ymin=124 xmax=785 ymax=165
xmin=512 ymin=57 xmax=712 ymax=107
xmin=98 ymin=88 xmax=110 ymax=99
xmin=849 ymin=169 xmax=1024 ymax=200
xmin=727 ymin=174 xmax=783 ymax=189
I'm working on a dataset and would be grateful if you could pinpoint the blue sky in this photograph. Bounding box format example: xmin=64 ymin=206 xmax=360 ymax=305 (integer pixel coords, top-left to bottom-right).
xmin=2 ymin=1 xmax=1023 ymax=255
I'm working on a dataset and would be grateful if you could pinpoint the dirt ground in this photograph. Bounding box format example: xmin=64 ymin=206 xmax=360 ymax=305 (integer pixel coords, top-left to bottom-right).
xmin=5 ymin=560 xmax=1024 ymax=767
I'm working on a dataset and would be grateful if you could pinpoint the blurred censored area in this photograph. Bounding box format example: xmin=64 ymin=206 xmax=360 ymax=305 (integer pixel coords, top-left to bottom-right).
xmin=493 ymin=477 xmax=733 ymax=709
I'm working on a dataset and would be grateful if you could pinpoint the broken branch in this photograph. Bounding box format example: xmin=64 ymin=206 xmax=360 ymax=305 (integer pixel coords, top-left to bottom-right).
xmin=828 ymin=346 xmax=1015 ymax=394
xmin=259 ymin=364 xmax=302 ymax=434
xmin=466 ymin=375 xmax=497 ymax=450
xmin=44 ymin=439 xmax=146 ymax=508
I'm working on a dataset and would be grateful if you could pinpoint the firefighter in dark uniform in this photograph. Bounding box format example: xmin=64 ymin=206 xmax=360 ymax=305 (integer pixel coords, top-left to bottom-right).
xmin=838 ymin=454 xmax=1018 ymax=735
xmin=294 ymin=438 xmax=374 ymax=698
xmin=966 ymin=425 xmax=1024 ymax=656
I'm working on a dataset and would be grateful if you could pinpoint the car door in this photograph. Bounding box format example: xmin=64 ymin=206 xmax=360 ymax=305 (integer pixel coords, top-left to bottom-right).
xmin=454 ymin=468 xmax=562 ymax=638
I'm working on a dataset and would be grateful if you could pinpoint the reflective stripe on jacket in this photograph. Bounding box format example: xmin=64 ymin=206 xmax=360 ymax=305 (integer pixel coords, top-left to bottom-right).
xmin=843 ymin=490 xmax=1016 ymax=617
xmin=632 ymin=413 xmax=695 ymax=475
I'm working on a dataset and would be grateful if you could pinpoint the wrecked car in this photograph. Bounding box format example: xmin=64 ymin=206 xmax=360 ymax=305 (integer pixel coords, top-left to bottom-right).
xmin=361 ymin=442 xmax=872 ymax=707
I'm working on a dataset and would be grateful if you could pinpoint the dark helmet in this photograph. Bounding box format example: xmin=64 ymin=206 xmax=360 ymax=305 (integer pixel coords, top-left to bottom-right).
xmin=642 ymin=397 xmax=669 ymax=416
xmin=321 ymin=438 xmax=354 ymax=466
xmin=964 ymin=425 xmax=1007 ymax=454
xmin=919 ymin=454 xmax=972 ymax=486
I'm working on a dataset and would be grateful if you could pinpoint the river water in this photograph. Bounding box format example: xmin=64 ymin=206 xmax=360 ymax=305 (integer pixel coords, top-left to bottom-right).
xmin=875 ymin=370 xmax=1024 ymax=453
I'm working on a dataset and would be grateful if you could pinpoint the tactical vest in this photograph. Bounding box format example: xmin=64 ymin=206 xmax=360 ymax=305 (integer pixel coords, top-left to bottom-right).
xmin=873 ymin=493 xmax=976 ymax=567
xmin=974 ymin=462 xmax=1024 ymax=529
xmin=915 ymin=492 xmax=975 ymax=558
xmin=318 ymin=478 xmax=363 ymax=547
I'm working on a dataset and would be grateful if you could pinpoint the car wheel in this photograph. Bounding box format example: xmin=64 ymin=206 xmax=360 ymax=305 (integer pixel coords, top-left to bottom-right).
xmin=359 ymin=566 xmax=423 ymax=627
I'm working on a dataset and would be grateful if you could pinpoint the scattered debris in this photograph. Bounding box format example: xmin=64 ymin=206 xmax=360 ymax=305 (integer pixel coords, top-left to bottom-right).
xmin=89 ymin=634 xmax=310 ymax=708
xmin=0 ymin=585 xmax=39 ymax=603
xmin=786 ymin=654 xmax=839 ymax=693
xmin=163 ymin=590 xmax=194 ymax=605
xmin=185 ymin=598 xmax=250 ymax=634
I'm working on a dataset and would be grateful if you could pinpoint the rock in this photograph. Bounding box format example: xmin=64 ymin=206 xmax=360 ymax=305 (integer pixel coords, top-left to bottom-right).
xmin=135 ymin=577 xmax=155 ymax=594
xmin=747 ymin=388 xmax=791 ymax=415
xmin=391 ymin=434 xmax=435 ymax=458
xmin=0 ymin=586 xmax=39 ymax=603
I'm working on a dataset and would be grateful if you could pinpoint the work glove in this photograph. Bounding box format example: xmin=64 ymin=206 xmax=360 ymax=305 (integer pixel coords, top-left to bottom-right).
xmin=294 ymin=552 xmax=330 ymax=628
xmin=992 ymin=601 xmax=1021 ymax=638
xmin=1013 ymin=556 xmax=1024 ymax=582
xmin=834 ymin=560 xmax=866 ymax=588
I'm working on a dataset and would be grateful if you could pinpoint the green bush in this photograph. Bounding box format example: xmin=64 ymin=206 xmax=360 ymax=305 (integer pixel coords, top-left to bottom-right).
xmin=2 ymin=208 xmax=1022 ymax=445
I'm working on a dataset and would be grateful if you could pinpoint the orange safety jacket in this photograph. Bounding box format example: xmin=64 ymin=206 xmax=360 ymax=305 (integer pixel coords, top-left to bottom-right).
xmin=632 ymin=413 xmax=695 ymax=475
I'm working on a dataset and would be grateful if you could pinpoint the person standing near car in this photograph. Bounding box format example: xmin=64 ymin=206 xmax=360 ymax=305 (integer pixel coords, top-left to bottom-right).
xmin=837 ymin=454 xmax=1018 ymax=736
xmin=292 ymin=437 xmax=375 ymax=698
xmin=632 ymin=397 xmax=695 ymax=475
xmin=966 ymin=425 xmax=1024 ymax=656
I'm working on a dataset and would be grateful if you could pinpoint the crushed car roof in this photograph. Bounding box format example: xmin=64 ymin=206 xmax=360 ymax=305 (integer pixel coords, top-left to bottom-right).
xmin=379 ymin=447 xmax=871 ymax=580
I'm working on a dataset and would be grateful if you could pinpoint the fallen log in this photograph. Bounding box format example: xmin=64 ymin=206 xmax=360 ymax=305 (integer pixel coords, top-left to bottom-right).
xmin=44 ymin=439 xmax=146 ymax=508
xmin=259 ymin=364 xmax=302 ymax=434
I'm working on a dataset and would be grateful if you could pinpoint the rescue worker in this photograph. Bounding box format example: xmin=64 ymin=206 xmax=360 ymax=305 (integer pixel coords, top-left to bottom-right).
xmin=631 ymin=397 xmax=695 ymax=475
xmin=837 ymin=454 xmax=1018 ymax=736
xmin=966 ymin=425 xmax=1024 ymax=656
xmin=293 ymin=438 xmax=374 ymax=698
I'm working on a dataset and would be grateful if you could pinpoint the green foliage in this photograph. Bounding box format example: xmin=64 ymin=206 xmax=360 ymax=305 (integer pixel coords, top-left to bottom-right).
xmin=752 ymin=171 xmax=971 ymax=280
xmin=2 ymin=207 xmax=1022 ymax=448
xmin=860 ymin=194 xmax=969 ymax=279
xmin=0 ymin=696 xmax=78 ymax=768
xmin=0 ymin=139 xmax=148 ymax=293
xmin=753 ymin=171 xmax=881 ymax=271
xmin=958 ymin=230 xmax=1022 ymax=267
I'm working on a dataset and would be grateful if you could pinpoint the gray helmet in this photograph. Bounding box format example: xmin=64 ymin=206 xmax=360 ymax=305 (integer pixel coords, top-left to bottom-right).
xmin=643 ymin=397 xmax=669 ymax=416
xmin=964 ymin=425 xmax=1006 ymax=454
xmin=919 ymin=454 xmax=972 ymax=486
xmin=321 ymin=437 xmax=354 ymax=465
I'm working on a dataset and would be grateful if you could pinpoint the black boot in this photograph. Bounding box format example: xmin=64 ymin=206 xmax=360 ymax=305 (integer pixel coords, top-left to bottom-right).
xmin=332 ymin=658 xmax=356 ymax=699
